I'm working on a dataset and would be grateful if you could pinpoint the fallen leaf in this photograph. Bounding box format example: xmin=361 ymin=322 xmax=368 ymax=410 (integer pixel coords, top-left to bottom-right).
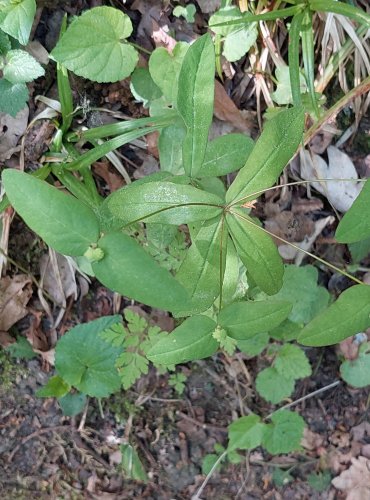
xmin=339 ymin=337 xmax=360 ymax=361
xmin=0 ymin=109 xmax=29 ymax=161
xmin=0 ymin=275 xmax=32 ymax=331
xmin=93 ymin=161 xmax=125 ymax=192
xmin=40 ymin=251 xmax=77 ymax=307
xmin=332 ymin=456 xmax=370 ymax=499
xmin=214 ymin=80 xmax=254 ymax=133
xmin=301 ymin=428 xmax=324 ymax=451
xmin=352 ymin=422 xmax=370 ymax=442
xmin=197 ymin=0 xmax=221 ymax=13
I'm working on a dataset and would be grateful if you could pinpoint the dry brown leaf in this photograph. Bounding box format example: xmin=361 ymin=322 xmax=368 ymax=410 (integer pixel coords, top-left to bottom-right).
xmin=40 ymin=251 xmax=77 ymax=307
xmin=0 ymin=275 xmax=32 ymax=331
xmin=332 ymin=456 xmax=370 ymax=499
xmin=214 ymin=80 xmax=254 ymax=133
xmin=352 ymin=422 xmax=370 ymax=442
xmin=339 ymin=337 xmax=360 ymax=361
xmin=301 ymin=428 xmax=324 ymax=451
xmin=93 ymin=161 xmax=125 ymax=192
xmin=0 ymin=108 xmax=29 ymax=160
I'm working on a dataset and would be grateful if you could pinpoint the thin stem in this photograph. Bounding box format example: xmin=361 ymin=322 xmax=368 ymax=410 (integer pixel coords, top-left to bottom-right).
xmin=127 ymin=41 xmax=151 ymax=55
xmin=193 ymin=450 xmax=228 ymax=500
xmin=229 ymin=209 xmax=364 ymax=286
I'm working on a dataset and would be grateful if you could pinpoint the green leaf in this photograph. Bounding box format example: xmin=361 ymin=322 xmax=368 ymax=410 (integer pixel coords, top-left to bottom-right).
xmin=228 ymin=414 xmax=266 ymax=451
xmin=226 ymin=210 xmax=284 ymax=295
xmin=58 ymin=392 xmax=87 ymax=417
xmin=2 ymin=170 xmax=100 ymax=256
xmin=0 ymin=79 xmax=28 ymax=116
xmin=274 ymin=344 xmax=311 ymax=380
xmin=266 ymin=265 xmax=330 ymax=324
xmin=288 ymin=12 xmax=304 ymax=107
xmin=92 ymin=231 xmax=191 ymax=313
xmin=130 ymin=67 xmax=162 ymax=108
xmin=116 ymin=351 xmax=148 ymax=390
xmin=220 ymin=237 xmax=239 ymax=306
xmin=202 ymin=454 xmax=222 ymax=475
xmin=262 ymin=410 xmax=305 ymax=455
xmin=226 ymin=107 xmax=304 ymax=204
xmin=158 ymin=121 xmax=186 ymax=175
xmin=51 ymin=7 xmax=138 ymax=83
xmin=336 ymin=179 xmax=370 ymax=243
xmin=120 ymin=444 xmax=148 ymax=482
xmin=301 ymin=9 xmax=318 ymax=116
xmin=3 ymin=49 xmax=44 ymax=83
xmin=176 ymin=216 xmax=227 ymax=315
xmin=213 ymin=326 xmax=237 ymax=355
xmin=0 ymin=30 xmax=11 ymax=54
xmin=6 ymin=335 xmax=36 ymax=359
xmin=272 ymin=468 xmax=294 ymax=487
xmin=102 ymin=181 xmax=223 ymax=226
xmin=269 ymin=319 xmax=302 ymax=342
xmin=298 ymin=285 xmax=370 ymax=347
xmin=147 ymin=315 xmax=218 ymax=366
xmin=309 ymin=0 xmax=370 ymax=27
xmin=55 ymin=316 xmax=123 ymax=398
xmin=219 ymin=300 xmax=292 ymax=340
xmin=307 ymin=471 xmax=332 ymax=492
xmin=177 ymin=34 xmax=215 ymax=177
xmin=36 ymin=375 xmax=70 ymax=398
xmin=149 ymin=42 xmax=189 ymax=104
xmin=0 ymin=0 xmax=36 ymax=45
xmin=237 ymin=331 xmax=269 ymax=357
xmin=272 ymin=65 xmax=307 ymax=106
xmin=173 ymin=4 xmax=196 ymax=23
xmin=340 ymin=343 xmax=370 ymax=388
xmin=349 ymin=237 xmax=370 ymax=262
xmin=256 ymin=367 xmax=295 ymax=404
xmin=201 ymin=134 xmax=254 ymax=178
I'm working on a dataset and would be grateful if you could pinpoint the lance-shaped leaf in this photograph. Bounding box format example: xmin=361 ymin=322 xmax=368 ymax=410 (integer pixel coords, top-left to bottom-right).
xmin=51 ymin=7 xmax=138 ymax=83
xmin=218 ymin=300 xmax=292 ymax=340
xmin=336 ymin=179 xmax=370 ymax=243
xmin=147 ymin=315 xmax=218 ymax=365
xmin=0 ymin=0 xmax=36 ymax=45
xmin=176 ymin=216 xmax=227 ymax=315
xmin=298 ymin=284 xmax=370 ymax=346
xmin=226 ymin=209 xmax=284 ymax=295
xmin=92 ymin=231 xmax=191 ymax=313
xmin=102 ymin=181 xmax=224 ymax=226
xmin=201 ymin=133 xmax=254 ymax=178
xmin=177 ymin=34 xmax=215 ymax=177
xmin=226 ymin=107 xmax=304 ymax=204
xmin=2 ymin=169 xmax=100 ymax=256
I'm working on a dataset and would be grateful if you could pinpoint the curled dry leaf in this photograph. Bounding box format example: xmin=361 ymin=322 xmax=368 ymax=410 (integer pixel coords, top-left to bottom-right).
xmin=214 ymin=80 xmax=255 ymax=134
xmin=0 ymin=274 xmax=32 ymax=331
xmin=40 ymin=251 xmax=77 ymax=307
xmin=332 ymin=456 xmax=370 ymax=500
xmin=0 ymin=108 xmax=29 ymax=161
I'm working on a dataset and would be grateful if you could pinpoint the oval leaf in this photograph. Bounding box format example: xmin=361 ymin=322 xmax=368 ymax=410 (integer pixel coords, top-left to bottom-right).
xmin=218 ymin=300 xmax=292 ymax=340
xmin=226 ymin=107 xmax=304 ymax=204
xmin=226 ymin=209 xmax=284 ymax=295
xmin=51 ymin=7 xmax=138 ymax=83
xmin=102 ymin=181 xmax=224 ymax=226
xmin=0 ymin=0 xmax=36 ymax=45
xmin=177 ymin=34 xmax=215 ymax=177
xmin=147 ymin=315 xmax=218 ymax=365
xmin=2 ymin=169 xmax=100 ymax=256
xmin=3 ymin=49 xmax=44 ymax=84
xmin=298 ymin=285 xmax=370 ymax=346
xmin=92 ymin=231 xmax=191 ymax=313
xmin=336 ymin=179 xmax=370 ymax=243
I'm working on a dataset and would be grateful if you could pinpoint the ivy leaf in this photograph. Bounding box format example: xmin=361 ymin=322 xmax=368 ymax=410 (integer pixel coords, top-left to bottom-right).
xmin=55 ymin=316 xmax=123 ymax=398
xmin=147 ymin=315 xmax=218 ymax=366
xmin=228 ymin=414 xmax=267 ymax=451
xmin=2 ymin=170 xmax=100 ymax=256
xmin=0 ymin=0 xmax=36 ymax=45
xmin=340 ymin=343 xmax=370 ymax=388
xmin=298 ymin=285 xmax=370 ymax=347
xmin=274 ymin=344 xmax=312 ymax=380
xmin=226 ymin=106 xmax=304 ymax=204
xmin=0 ymin=79 xmax=28 ymax=116
xmin=336 ymin=178 xmax=370 ymax=243
xmin=51 ymin=7 xmax=138 ymax=83
xmin=256 ymin=367 xmax=295 ymax=404
xmin=3 ymin=50 xmax=44 ymax=84
xmin=36 ymin=375 xmax=70 ymax=398
xmin=218 ymin=300 xmax=292 ymax=340
xmin=177 ymin=34 xmax=215 ymax=177
xmin=262 ymin=410 xmax=305 ymax=455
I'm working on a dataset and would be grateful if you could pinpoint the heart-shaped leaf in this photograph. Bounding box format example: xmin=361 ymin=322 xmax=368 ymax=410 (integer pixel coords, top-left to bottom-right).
xmin=0 ymin=0 xmax=36 ymax=45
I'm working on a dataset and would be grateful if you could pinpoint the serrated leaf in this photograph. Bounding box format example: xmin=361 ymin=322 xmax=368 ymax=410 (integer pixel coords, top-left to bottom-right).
xmin=298 ymin=285 xmax=370 ymax=347
xmin=55 ymin=316 xmax=123 ymax=397
xmin=147 ymin=315 xmax=218 ymax=366
xmin=340 ymin=343 xmax=370 ymax=388
xmin=256 ymin=367 xmax=295 ymax=404
xmin=116 ymin=351 xmax=148 ymax=389
xmin=262 ymin=410 xmax=305 ymax=455
xmin=228 ymin=414 xmax=266 ymax=451
xmin=226 ymin=209 xmax=284 ymax=295
xmin=3 ymin=49 xmax=44 ymax=83
xmin=226 ymin=107 xmax=304 ymax=204
xmin=336 ymin=179 xmax=370 ymax=243
xmin=274 ymin=344 xmax=311 ymax=380
xmin=36 ymin=375 xmax=70 ymax=398
xmin=58 ymin=392 xmax=86 ymax=417
xmin=102 ymin=181 xmax=223 ymax=226
xmin=92 ymin=231 xmax=192 ymax=313
xmin=51 ymin=7 xmax=138 ymax=83
xmin=0 ymin=0 xmax=36 ymax=45
xmin=0 ymin=79 xmax=28 ymax=116
xmin=149 ymin=42 xmax=189 ymax=104
xmin=176 ymin=216 xmax=227 ymax=315
xmin=2 ymin=170 xmax=100 ymax=256
xmin=266 ymin=265 xmax=330 ymax=324
xmin=177 ymin=34 xmax=215 ymax=177
xmin=200 ymin=133 xmax=254 ymax=178
xmin=218 ymin=300 xmax=292 ymax=340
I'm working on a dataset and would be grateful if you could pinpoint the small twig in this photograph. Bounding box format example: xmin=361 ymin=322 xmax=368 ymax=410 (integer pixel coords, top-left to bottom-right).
xmin=77 ymin=397 xmax=90 ymax=432
xmin=192 ymin=450 xmax=228 ymax=500
xmin=176 ymin=411 xmax=227 ymax=433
